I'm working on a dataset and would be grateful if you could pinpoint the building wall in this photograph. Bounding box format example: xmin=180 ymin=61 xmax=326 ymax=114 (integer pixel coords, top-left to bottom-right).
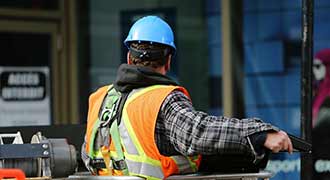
xmin=206 ymin=0 xmax=330 ymax=179
xmin=89 ymin=0 xmax=209 ymax=111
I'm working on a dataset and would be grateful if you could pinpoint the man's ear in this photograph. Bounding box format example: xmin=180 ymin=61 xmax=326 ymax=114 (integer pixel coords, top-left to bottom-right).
xmin=165 ymin=55 xmax=172 ymax=71
xmin=127 ymin=51 xmax=132 ymax=64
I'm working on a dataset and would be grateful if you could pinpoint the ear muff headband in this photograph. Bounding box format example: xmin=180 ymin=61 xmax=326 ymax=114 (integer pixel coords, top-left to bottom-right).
xmin=129 ymin=47 xmax=171 ymax=61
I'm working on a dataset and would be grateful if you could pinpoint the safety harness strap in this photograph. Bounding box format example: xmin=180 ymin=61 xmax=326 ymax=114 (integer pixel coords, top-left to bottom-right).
xmin=99 ymin=87 xmax=129 ymax=175
xmin=109 ymin=120 xmax=129 ymax=175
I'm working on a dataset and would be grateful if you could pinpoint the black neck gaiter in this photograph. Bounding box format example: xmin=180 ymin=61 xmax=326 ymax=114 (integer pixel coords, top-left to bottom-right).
xmin=113 ymin=64 xmax=178 ymax=93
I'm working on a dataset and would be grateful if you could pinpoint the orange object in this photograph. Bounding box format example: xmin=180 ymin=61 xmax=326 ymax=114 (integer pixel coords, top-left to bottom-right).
xmin=85 ymin=85 xmax=109 ymax=154
xmin=0 ymin=169 xmax=26 ymax=180
xmin=124 ymin=85 xmax=197 ymax=178
xmin=84 ymin=85 xmax=201 ymax=179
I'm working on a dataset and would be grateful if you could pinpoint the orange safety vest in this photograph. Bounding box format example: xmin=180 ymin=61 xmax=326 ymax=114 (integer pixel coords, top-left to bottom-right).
xmin=84 ymin=85 xmax=201 ymax=179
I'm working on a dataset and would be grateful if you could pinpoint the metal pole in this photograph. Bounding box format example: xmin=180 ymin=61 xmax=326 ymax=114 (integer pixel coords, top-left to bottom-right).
xmin=301 ymin=0 xmax=313 ymax=179
xmin=221 ymin=0 xmax=235 ymax=117
xmin=221 ymin=0 xmax=245 ymax=118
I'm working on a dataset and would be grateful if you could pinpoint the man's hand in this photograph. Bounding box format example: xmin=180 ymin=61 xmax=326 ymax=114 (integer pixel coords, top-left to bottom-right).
xmin=264 ymin=131 xmax=293 ymax=154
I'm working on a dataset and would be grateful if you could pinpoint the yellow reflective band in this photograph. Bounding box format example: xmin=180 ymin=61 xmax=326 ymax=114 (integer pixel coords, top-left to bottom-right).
xmin=125 ymin=153 xmax=161 ymax=166
xmin=111 ymin=151 xmax=163 ymax=180
xmin=119 ymin=120 xmax=160 ymax=166
xmin=122 ymin=108 xmax=162 ymax=167
xmin=126 ymin=85 xmax=168 ymax=104
xmin=118 ymin=119 xmax=139 ymax=155
xmin=111 ymin=147 xmax=161 ymax=167
xmin=125 ymin=159 xmax=163 ymax=180
xmin=121 ymin=85 xmax=168 ymax=157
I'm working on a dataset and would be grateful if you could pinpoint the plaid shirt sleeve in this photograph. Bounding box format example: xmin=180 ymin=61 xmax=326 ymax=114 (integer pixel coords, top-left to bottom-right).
xmin=158 ymin=90 xmax=278 ymax=157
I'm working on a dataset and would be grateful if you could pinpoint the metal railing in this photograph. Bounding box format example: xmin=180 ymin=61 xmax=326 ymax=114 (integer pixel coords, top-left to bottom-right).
xmin=68 ymin=170 xmax=273 ymax=180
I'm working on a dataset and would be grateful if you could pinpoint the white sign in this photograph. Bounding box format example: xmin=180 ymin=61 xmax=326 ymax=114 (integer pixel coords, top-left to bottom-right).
xmin=0 ymin=67 xmax=51 ymax=126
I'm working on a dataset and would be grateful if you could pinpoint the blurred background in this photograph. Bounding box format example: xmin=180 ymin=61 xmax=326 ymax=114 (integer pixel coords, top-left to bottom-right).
xmin=0 ymin=0 xmax=329 ymax=179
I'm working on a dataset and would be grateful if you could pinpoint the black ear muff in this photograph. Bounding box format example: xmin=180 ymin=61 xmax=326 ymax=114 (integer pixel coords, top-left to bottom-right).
xmin=129 ymin=47 xmax=170 ymax=62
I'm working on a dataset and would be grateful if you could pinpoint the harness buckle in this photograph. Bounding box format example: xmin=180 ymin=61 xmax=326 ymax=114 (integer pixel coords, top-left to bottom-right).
xmin=100 ymin=109 xmax=112 ymax=127
xmin=112 ymin=159 xmax=128 ymax=170
xmin=91 ymin=158 xmax=106 ymax=169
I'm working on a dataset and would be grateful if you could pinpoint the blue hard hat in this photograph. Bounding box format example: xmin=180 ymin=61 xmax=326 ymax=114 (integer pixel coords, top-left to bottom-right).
xmin=124 ymin=16 xmax=176 ymax=52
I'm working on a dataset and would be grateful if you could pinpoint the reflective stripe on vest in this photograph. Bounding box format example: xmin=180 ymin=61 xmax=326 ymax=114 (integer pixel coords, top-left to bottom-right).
xmin=170 ymin=156 xmax=195 ymax=174
xmin=118 ymin=85 xmax=200 ymax=179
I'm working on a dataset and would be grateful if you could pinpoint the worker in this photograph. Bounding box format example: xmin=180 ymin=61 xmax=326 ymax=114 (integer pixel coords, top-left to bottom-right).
xmin=81 ymin=15 xmax=293 ymax=180
xmin=312 ymin=48 xmax=330 ymax=179
xmin=312 ymin=48 xmax=330 ymax=127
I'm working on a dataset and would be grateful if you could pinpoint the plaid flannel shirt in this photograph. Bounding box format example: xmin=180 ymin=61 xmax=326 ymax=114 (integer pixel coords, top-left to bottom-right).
xmin=155 ymin=90 xmax=277 ymax=158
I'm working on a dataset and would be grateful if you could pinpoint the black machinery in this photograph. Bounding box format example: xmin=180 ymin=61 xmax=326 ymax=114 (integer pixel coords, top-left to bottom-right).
xmin=0 ymin=131 xmax=77 ymax=178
